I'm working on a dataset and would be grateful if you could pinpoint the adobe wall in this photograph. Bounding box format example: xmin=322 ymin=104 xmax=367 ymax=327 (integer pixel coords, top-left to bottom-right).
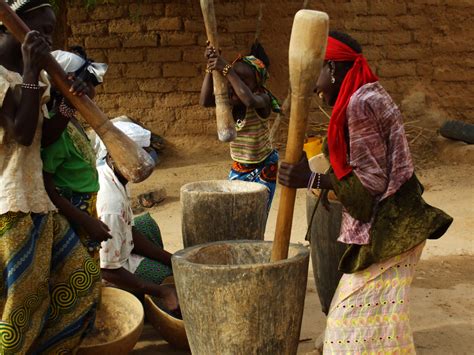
xmin=60 ymin=0 xmax=474 ymax=139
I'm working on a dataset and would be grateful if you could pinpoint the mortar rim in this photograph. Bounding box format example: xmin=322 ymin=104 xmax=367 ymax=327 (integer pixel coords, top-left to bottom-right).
xmin=180 ymin=180 xmax=268 ymax=195
xmin=172 ymin=240 xmax=309 ymax=269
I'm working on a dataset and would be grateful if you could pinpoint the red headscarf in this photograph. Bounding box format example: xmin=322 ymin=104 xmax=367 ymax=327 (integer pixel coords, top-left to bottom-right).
xmin=325 ymin=36 xmax=378 ymax=180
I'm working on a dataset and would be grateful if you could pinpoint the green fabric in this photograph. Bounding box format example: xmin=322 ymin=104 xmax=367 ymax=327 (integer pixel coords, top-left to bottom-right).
xmin=322 ymin=137 xmax=374 ymax=222
xmin=329 ymin=172 xmax=374 ymax=222
xmin=321 ymin=137 xmax=453 ymax=274
xmin=133 ymin=213 xmax=164 ymax=248
xmin=41 ymin=124 xmax=99 ymax=193
xmin=133 ymin=213 xmax=172 ymax=285
xmin=338 ymin=174 xmax=453 ymax=273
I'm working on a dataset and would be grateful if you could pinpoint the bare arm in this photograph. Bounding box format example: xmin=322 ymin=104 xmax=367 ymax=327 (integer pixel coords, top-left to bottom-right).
xmin=206 ymin=53 xmax=271 ymax=117
xmin=279 ymin=154 xmax=334 ymax=189
xmin=199 ymin=44 xmax=216 ymax=107
xmin=132 ymin=226 xmax=172 ymax=267
xmin=199 ymin=71 xmax=216 ymax=107
xmin=0 ymin=72 xmax=42 ymax=146
xmin=225 ymin=68 xmax=271 ymax=115
xmin=0 ymin=31 xmax=51 ymax=146
xmin=41 ymin=107 xmax=70 ymax=147
xmin=43 ymin=171 xmax=112 ymax=242
xmin=43 ymin=75 xmax=93 ymax=147
xmin=101 ymin=267 xmax=178 ymax=311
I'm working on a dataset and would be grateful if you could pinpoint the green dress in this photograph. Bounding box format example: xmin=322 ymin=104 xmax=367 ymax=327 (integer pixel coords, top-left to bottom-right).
xmin=133 ymin=213 xmax=173 ymax=284
xmin=321 ymin=139 xmax=453 ymax=273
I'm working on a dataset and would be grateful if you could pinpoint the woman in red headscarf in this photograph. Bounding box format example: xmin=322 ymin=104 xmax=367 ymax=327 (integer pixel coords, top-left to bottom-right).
xmin=279 ymin=31 xmax=452 ymax=353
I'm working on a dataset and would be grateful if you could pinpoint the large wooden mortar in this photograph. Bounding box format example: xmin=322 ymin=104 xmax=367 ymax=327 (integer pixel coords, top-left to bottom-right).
xmin=181 ymin=180 xmax=268 ymax=248
xmin=306 ymin=193 xmax=347 ymax=315
xmin=172 ymin=240 xmax=309 ymax=355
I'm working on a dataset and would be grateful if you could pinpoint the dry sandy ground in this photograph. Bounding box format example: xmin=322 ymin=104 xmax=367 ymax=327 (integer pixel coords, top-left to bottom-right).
xmin=128 ymin=148 xmax=473 ymax=354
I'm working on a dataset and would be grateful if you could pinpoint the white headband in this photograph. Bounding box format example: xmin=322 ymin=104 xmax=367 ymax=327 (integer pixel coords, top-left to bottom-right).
xmin=51 ymin=50 xmax=108 ymax=84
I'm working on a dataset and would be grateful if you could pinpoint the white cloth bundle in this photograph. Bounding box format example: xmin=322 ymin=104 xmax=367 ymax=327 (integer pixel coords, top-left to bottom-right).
xmin=51 ymin=50 xmax=108 ymax=84
xmin=95 ymin=120 xmax=151 ymax=162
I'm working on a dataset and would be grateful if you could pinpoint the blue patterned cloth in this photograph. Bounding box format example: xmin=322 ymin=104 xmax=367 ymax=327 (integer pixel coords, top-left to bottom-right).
xmin=229 ymin=150 xmax=279 ymax=210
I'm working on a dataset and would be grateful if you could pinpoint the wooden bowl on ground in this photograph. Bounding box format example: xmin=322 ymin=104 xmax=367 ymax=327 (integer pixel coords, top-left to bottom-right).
xmin=144 ymin=287 xmax=189 ymax=350
xmin=78 ymin=287 xmax=144 ymax=355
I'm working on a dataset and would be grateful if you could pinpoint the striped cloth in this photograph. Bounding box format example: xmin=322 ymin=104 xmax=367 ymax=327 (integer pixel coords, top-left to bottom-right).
xmin=230 ymin=109 xmax=272 ymax=164
xmin=338 ymin=82 xmax=414 ymax=245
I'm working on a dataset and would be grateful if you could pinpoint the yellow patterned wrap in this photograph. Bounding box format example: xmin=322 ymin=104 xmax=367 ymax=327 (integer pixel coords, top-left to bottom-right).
xmin=323 ymin=242 xmax=425 ymax=354
xmin=0 ymin=212 xmax=100 ymax=354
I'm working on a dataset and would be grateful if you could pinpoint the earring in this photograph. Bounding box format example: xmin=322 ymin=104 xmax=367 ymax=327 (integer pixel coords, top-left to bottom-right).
xmin=329 ymin=61 xmax=336 ymax=84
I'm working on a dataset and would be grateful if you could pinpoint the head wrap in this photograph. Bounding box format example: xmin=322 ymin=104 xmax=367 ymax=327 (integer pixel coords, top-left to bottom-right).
xmin=234 ymin=55 xmax=281 ymax=113
xmin=0 ymin=0 xmax=51 ymax=26
xmin=51 ymin=50 xmax=108 ymax=86
xmin=95 ymin=120 xmax=151 ymax=162
xmin=325 ymin=36 xmax=378 ymax=180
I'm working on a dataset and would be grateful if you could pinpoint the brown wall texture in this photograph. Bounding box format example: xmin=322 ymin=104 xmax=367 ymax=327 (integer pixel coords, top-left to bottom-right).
xmin=60 ymin=0 xmax=474 ymax=139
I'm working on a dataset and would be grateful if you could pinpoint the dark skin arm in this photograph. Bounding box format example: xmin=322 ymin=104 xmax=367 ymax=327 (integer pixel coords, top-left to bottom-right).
xmin=0 ymin=31 xmax=50 ymax=146
xmin=199 ymin=70 xmax=215 ymax=107
xmin=43 ymin=172 xmax=112 ymax=243
xmin=131 ymin=227 xmax=172 ymax=267
xmin=101 ymin=267 xmax=179 ymax=312
xmin=207 ymin=53 xmax=271 ymax=117
xmin=223 ymin=67 xmax=270 ymax=115
xmin=200 ymin=45 xmax=271 ymax=118
xmin=199 ymin=43 xmax=217 ymax=107
xmin=42 ymin=75 xmax=93 ymax=147
xmin=278 ymin=154 xmax=333 ymax=190
xmin=41 ymin=106 xmax=69 ymax=147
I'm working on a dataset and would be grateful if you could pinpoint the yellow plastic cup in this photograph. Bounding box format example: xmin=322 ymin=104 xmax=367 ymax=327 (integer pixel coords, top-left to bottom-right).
xmin=303 ymin=136 xmax=323 ymax=159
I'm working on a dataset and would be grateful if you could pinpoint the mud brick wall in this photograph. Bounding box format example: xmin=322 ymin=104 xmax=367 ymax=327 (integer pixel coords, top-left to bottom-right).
xmin=60 ymin=0 xmax=474 ymax=139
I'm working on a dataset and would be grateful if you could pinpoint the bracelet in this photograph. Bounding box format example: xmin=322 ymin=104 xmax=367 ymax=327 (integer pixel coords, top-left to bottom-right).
xmin=315 ymin=173 xmax=322 ymax=189
xmin=222 ymin=64 xmax=232 ymax=77
xmin=58 ymin=99 xmax=76 ymax=119
xmin=21 ymin=83 xmax=41 ymax=90
xmin=205 ymin=68 xmax=212 ymax=74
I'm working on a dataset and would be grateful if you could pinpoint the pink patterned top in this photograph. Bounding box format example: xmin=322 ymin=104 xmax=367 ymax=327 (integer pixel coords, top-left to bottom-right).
xmin=337 ymin=82 xmax=414 ymax=245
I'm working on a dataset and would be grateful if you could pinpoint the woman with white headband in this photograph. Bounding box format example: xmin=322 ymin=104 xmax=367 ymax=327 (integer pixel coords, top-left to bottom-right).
xmin=0 ymin=1 xmax=100 ymax=352
xmin=41 ymin=48 xmax=112 ymax=267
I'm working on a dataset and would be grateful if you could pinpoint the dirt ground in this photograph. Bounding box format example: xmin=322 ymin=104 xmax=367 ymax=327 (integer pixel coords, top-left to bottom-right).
xmin=128 ymin=143 xmax=473 ymax=355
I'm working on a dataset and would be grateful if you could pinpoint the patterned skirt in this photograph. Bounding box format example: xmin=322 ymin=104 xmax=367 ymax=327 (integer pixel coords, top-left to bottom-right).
xmin=60 ymin=190 xmax=100 ymax=264
xmin=229 ymin=150 xmax=279 ymax=210
xmin=323 ymin=242 xmax=425 ymax=354
xmin=133 ymin=213 xmax=173 ymax=285
xmin=0 ymin=211 xmax=100 ymax=353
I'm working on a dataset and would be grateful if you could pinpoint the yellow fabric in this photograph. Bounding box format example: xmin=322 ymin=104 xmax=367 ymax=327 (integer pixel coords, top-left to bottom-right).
xmin=0 ymin=212 xmax=100 ymax=353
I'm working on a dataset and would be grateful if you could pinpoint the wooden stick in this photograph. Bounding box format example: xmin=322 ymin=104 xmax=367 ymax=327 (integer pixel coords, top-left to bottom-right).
xmin=254 ymin=2 xmax=264 ymax=42
xmin=318 ymin=105 xmax=332 ymax=120
xmin=200 ymin=0 xmax=237 ymax=142
xmin=0 ymin=3 xmax=154 ymax=183
xmin=271 ymin=10 xmax=328 ymax=261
